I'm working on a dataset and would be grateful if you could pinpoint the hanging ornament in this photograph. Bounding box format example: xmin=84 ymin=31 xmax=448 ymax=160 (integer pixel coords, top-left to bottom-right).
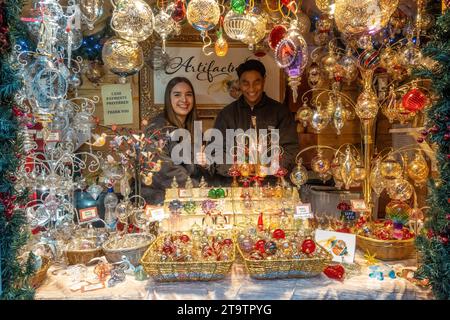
xmin=231 ymin=0 xmax=246 ymax=14
xmin=402 ymin=87 xmax=428 ymax=113
xmin=241 ymin=10 xmax=268 ymax=50
xmin=382 ymin=88 xmax=399 ymax=123
xmin=307 ymin=61 xmax=324 ymax=88
xmin=153 ymin=9 xmax=176 ymax=53
xmin=223 ymin=10 xmax=252 ymax=41
xmin=296 ymin=101 xmax=313 ymax=127
xmin=297 ymin=10 xmax=311 ymax=34
xmin=145 ymin=45 xmax=170 ymax=71
xmin=387 ymin=178 xmax=413 ymax=202
xmin=311 ymin=107 xmax=330 ymax=132
xmin=315 ymin=0 xmax=335 ymax=14
xmin=352 ymin=162 xmax=366 ymax=182
xmin=370 ymin=158 xmax=386 ymax=195
xmin=390 ymin=8 xmax=407 ymax=30
xmin=321 ymin=43 xmax=338 ymax=79
xmin=187 ymin=0 xmax=220 ymax=32
xmin=333 ymin=96 xmax=345 ymax=135
xmin=400 ymin=41 xmax=423 ymax=69
xmin=355 ymin=69 xmax=379 ymax=121
xmin=290 ymin=159 xmax=309 ymax=187
xmin=407 ymin=152 xmax=429 ymax=186
xmin=268 ymin=25 xmax=287 ymax=50
xmin=420 ymin=13 xmax=435 ymax=31
xmin=338 ymin=48 xmax=358 ymax=85
xmin=331 ymin=156 xmax=343 ymax=187
xmin=102 ymin=37 xmax=144 ymax=84
xmin=171 ymin=0 xmax=187 ymax=23
xmin=380 ymin=154 xmax=402 ymax=183
xmin=311 ymin=150 xmax=331 ymax=175
xmin=80 ymin=0 xmax=104 ymax=30
xmin=110 ymin=0 xmax=154 ymax=42
xmin=339 ymin=146 xmax=357 ymax=189
xmin=215 ymin=30 xmax=228 ymax=57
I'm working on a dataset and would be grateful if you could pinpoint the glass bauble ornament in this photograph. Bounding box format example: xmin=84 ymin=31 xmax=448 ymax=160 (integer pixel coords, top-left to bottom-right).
xmin=402 ymin=87 xmax=427 ymax=113
xmin=352 ymin=163 xmax=366 ymax=182
xmin=387 ymin=178 xmax=413 ymax=202
xmin=355 ymin=69 xmax=379 ymax=120
xmin=223 ymin=10 xmax=252 ymax=41
xmin=242 ymin=11 xmax=268 ymax=50
xmin=380 ymin=155 xmax=402 ymax=181
xmin=359 ymin=47 xmax=380 ymax=70
xmin=187 ymin=0 xmax=220 ymax=32
xmin=338 ymin=49 xmax=358 ymax=84
xmin=333 ymin=97 xmax=345 ymax=135
xmin=311 ymin=107 xmax=330 ymax=132
xmin=231 ymin=0 xmax=246 ymax=14
xmin=297 ymin=11 xmax=311 ymax=34
xmin=311 ymin=151 xmax=331 ymax=175
xmin=296 ymin=102 xmax=313 ymax=127
xmin=321 ymin=44 xmax=338 ymax=79
xmin=110 ymin=0 xmax=154 ymax=42
xmin=313 ymin=31 xmax=330 ymax=46
xmin=316 ymin=15 xmax=333 ymax=33
xmin=385 ymin=199 xmax=411 ymax=220
xmin=307 ymin=61 xmax=324 ymax=88
xmin=153 ymin=10 xmax=176 ymax=53
xmin=80 ymin=0 xmax=104 ymax=30
xmin=268 ymin=25 xmax=287 ymax=50
xmin=400 ymin=43 xmax=422 ymax=68
xmin=331 ymin=156 xmax=343 ymax=183
xmin=56 ymin=21 xmax=83 ymax=50
xmin=390 ymin=8 xmax=407 ymax=30
xmin=334 ymin=0 xmax=399 ymax=36
xmin=102 ymin=37 xmax=144 ymax=83
xmin=84 ymin=60 xmax=105 ymax=85
xmin=144 ymin=45 xmax=170 ymax=71
xmin=420 ymin=13 xmax=434 ymax=31
xmin=370 ymin=158 xmax=385 ymax=195
xmin=215 ymin=31 xmax=228 ymax=57
xmin=407 ymin=153 xmax=429 ymax=186
xmin=340 ymin=146 xmax=356 ymax=189
xmin=171 ymin=0 xmax=187 ymax=23
xmin=290 ymin=160 xmax=309 ymax=187
xmin=315 ymin=0 xmax=335 ymax=14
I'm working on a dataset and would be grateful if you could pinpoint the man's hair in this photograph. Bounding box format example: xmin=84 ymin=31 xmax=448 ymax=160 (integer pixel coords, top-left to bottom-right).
xmin=236 ymin=59 xmax=266 ymax=79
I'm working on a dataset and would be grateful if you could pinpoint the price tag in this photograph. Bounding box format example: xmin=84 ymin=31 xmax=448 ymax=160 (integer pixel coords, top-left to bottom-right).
xmin=45 ymin=130 xmax=61 ymax=142
xmin=145 ymin=205 xmax=165 ymax=221
xmin=342 ymin=210 xmax=357 ymax=221
xmin=81 ymin=282 xmax=105 ymax=293
xmin=35 ymin=130 xmax=44 ymax=140
xmin=179 ymin=188 xmax=192 ymax=198
xmin=78 ymin=207 xmax=99 ymax=223
xmin=294 ymin=203 xmax=313 ymax=219
xmin=351 ymin=199 xmax=368 ymax=212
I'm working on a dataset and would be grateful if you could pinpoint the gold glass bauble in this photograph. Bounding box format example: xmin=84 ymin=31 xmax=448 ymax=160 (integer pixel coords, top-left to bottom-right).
xmin=352 ymin=164 xmax=366 ymax=182
xmin=223 ymin=10 xmax=252 ymax=41
xmin=340 ymin=146 xmax=356 ymax=190
xmin=240 ymin=163 xmax=251 ymax=177
xmin=370 ymin=159 xmax=385 ymax=195
xmin=407 ymin=153 xmax=429 ymax=186
xmin=334 ymin=0 xmax=399 ymax=36
xmin=296 ymin=102 xmax=313 ymax=127
xmin=380 ymin=155 xmax=402 ymax=181
xmin=242 ymin=11 xmax=268 ymax=49
xmin=102 ymin=37 xmax=144 ymax=83
xmin=355 ymin=69 xmax=379 ymax=120
xmin=315 ymin=0 xmax=335 ymax=14
xmin=290 ymin=161 xmax=309 ymax=187
xmin=339 ymin=49 xmax=358 ymax=84
xmin=311 ymin=107 xmax=331 ymax=132
xmin=333 ymin=100 xmax=345 ymax=135
xmin=387 ymin=178 xmax=413 ymax=202
xmin=331 ymin=157 xmax=343 ymax=182
xmin=297 ymin=11 xmax=311 ymax=34
xmin=311 ymin=151 xmax=331 ymax=175
xmin=110 ymin=0 xmax=154 ymax=42
xmin=321 ymin=45 xmax=338 ymax=79
xmin=215 ymin=33 xmax=229 ymax=57
xmin=187 ymin=0 xmax=220 ymax=32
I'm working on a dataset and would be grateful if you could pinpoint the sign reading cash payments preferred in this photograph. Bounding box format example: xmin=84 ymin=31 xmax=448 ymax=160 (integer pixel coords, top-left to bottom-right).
xmin=101 ymin=83 xmax=133 ymax=125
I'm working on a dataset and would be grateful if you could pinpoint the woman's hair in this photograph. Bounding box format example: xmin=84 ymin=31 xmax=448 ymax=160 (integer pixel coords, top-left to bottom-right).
xmin=164 ymin=77 xmax=198 ymax=134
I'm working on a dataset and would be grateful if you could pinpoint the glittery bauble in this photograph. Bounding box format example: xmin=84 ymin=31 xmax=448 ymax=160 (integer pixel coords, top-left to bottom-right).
xmin=223 ymin=10 xmax=252 ymax=41
xmin=334 ymin=0 xmax=399 ymax=36
xmin=264 ymin=241 xmax=277 ymax=255
xmin=296 ymin=103 xmax=313 ymax=127
xmin=301 ymin=239 xmax=316 ymax=254
xmin=311 ymin=152 xmax=331 ymax=175
xmin=186 ymin=0 xmax=220 ymax=32
xmin=242 ymin=11 xmax=268 ymax=49
xmin=407 ymin=153 xmax=429 ymax=186
xmin=110 ymin=0 xmax=154 ymax=42
xmin=402 ymin=88 xmax=428 ymax=113
xmin=387 ymin=178 xmax=413 ymax=201
xmin=380 ymin=155 xmax=402 ymax=181
xmin=268 ymin=25 xmax=287 ymax=50
xmin=102 ymin=37 xmax=144 ymax=83
xmin=290 ymin=162 xmax=309 ymax=187
xmin=311 ymin=108 xmax=331 ymax=132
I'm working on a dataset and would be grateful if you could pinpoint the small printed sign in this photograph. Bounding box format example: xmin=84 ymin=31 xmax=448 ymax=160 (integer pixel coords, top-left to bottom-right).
xmin=145 ymin=205 xmax=165 ymax=221
xmin=351 ymin=199 xmax=369 ymax=212
xmin=81 ymin=282 xmax=105 ymax=293
xmin=179 ymin=188 xmax=192 ymax=198
xmin=45 ymin=130 xmax=61 ymax=142
xmin=78 ymin=207 xmax=99 ymax=223
xmin=342 ymin=210 xmax=357 ymax=221
xmin=101 ymin=83 xmax=133 ymax=125
xmin=294 ymin=203 xmax=313 ymax=219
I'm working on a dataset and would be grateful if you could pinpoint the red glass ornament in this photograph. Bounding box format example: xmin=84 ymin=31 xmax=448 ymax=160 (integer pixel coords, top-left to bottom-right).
xmin=202 ymin=245 xmax=214 ymax=257
xmin=171 ymin=0 xmax=186 ymax=23
xmin=402 ymin=88 xmax=427 ymax=112
xmin=272 ymin=229 xmax=286 ymax=240
xmin=180 ymin=234 xmax=190 ymax=243
xmin=162 ymin=244 xmax=175 ymax=255
xmin=257 ymin=212 xmax=264 ymax=231
xmin=323 ymin=265 xmax=345 ymax=281
xmin=301 ymin=239 xmax=316 ymax=254
xmin=255 ymin=239 xmax=266 ymax=254
xmin=269 ymin=25 xmax=287 ymax=50
xmin=222 ymin=238 xmax=233 ymax=246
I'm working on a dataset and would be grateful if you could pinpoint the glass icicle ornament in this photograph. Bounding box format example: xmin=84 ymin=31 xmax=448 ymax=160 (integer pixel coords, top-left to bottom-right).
xmin=407 ymin=152 xmax=429 ymax=186
xmin=296 ymin=101 xmax=313 ymax=127
xmin=290 ymin=159 xmax=309 ymax=187
xmin=223 ymin=10 xmax=252 ymax=41
xmin=333 ymin=96 xmax=345 ymax=135
xmin=110 ymin=0 xmax=154 ymax=42
xmin=311 ymin=106 xmax=330 ymax=132
xmin=187 ymin=0 xmax=220 ymax=32
xmin=340 ymin=146 xmax=356 ymax=190
xmin=153 ymin=9 xmax=176 ymax=54
xmin=370 ymin=158 xmax=385 ymax=195
xmin=102 ymin=37 xmax=144 ymax=84
xmin=355 ymin=69 xmax=379 ymax=121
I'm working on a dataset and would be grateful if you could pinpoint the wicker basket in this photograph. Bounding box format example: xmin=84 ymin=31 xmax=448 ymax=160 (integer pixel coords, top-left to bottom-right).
xmin=238 ymin=242 xmax=332 ymax=280
xmin=65 ymin=247 xmax=103 ymax=265
xmin=103 ymin=233 xmax=155 ymax=267
xmin=356 ymin=234 xmax=416 ymax=261
xmin=30 ymin=256 xmax=51 ymax=288
xmin=140 ymin=235 xmax=236 ymax=282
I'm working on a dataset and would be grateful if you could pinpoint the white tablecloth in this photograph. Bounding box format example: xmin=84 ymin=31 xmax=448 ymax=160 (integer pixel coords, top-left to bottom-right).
xmin=35 ymin=251 xmax=433 ymax=300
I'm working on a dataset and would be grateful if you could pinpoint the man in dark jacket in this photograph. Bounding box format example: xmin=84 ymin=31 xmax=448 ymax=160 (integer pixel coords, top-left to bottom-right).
xmin=201 ymin=59 xmax=299 ymax=186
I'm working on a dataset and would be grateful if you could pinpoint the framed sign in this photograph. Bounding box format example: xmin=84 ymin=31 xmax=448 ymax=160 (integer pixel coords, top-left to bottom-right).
xmin=78 ymin=207 xmax=99 ymax=224
xmin=140 ymin=38 xmax=285 ymax=122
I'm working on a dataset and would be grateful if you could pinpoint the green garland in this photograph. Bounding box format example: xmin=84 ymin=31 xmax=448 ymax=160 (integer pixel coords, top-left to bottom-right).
xmin=414 ymin=10 xmax=450 ymax=300
xmin=0 ymin=0 xmax=35 ymax=299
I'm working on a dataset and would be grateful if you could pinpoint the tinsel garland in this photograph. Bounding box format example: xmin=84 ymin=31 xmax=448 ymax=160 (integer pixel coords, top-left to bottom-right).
xmin=414 ymin=10 xmax=450 ymax=300
xmin=0 ymin=0 xmax=35 ymax=299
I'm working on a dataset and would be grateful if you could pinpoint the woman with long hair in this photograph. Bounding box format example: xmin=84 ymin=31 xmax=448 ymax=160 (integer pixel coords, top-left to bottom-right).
xmin=142 ymin=77 xmax=205 ymax=204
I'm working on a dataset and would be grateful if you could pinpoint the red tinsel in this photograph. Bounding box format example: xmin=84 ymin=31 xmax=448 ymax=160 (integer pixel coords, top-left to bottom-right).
xmin=0 ymin=192 xmax=17 ymax=220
